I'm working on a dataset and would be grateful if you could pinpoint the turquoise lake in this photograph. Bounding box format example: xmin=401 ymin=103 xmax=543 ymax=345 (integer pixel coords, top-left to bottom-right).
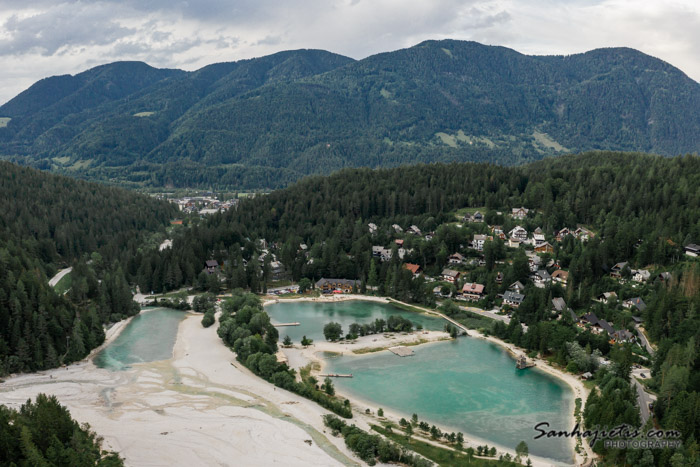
xmin=93 ymin=307 xmax=186 ymax=371
xmin=266 ymin=300 xmax=445 ymax=343
xmin=269 ymin=300 xmax=574 ymax=464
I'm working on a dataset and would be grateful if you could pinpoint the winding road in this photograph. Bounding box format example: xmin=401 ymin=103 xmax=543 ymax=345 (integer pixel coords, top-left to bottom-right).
xmin=48 ymin=267 xmax=72 ymax=287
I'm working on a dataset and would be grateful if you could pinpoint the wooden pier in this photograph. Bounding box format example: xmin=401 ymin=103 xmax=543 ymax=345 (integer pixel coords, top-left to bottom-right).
xmin=273 ymin=322 xmax=301 ymax=327
xmin=388 ymin=346 xmax=415 ymax=357
xmin=516 ymin=355 xmax=535 ymax=369
xmin=319 ymin=373 xmax=353 ymax=378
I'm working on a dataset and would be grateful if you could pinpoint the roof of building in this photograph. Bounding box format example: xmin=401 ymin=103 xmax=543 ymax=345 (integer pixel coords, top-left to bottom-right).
xmin=462 ymin=283 xmax=485 ymax=294
xmin=441 ymin=269 xmax=460 ymax=278
xmin=624 ymin=297 xmax=647 ymax=311
xmin=551 ymin=269 xmax=569 ymax=280
xmin=509 ymin=281 xmax=525 ymax=291
xmin=404 ymin=263 xmax=421 ymax=274
xmin=316 ymin=278 xmax=359 ymax=287
xmin=503 ymin=290 xmax=525 ymax=303
xmin=205 ymin=260 xmax=219 ymax=267
xmin=552 ymin=297 xmax=567 ymax=312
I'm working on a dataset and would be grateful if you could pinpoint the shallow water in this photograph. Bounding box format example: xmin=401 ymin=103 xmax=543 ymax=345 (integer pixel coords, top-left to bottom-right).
xmin=266 ymin=300 xmax=444 ymax=343
xmin=269 ymin=300 xmax=574 ymax=464
xmin=93 ymin=307 xmax=186 ymax=371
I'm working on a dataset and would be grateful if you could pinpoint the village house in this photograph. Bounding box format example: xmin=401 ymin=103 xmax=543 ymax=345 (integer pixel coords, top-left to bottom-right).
xmin=495 ymin=272 xmax=504 ymax=284
xmin=632 ymin=269 xmax=651 ymax=283
xmin=613 ymin=329 xmax=635 ymax=344
xmin=408 ymin=225 xmax=422 ymax=235
xmin=610 ymin=261 xmax=629 ymax=279
xmin=528 ymin=255 xmax=542 ymax=272
xmin=392 ymin=224 xmax=403 ymax=233
xmin=581 ymin=312 xmax=615 ymax=336
xmin=532 ymin=227 xmax=546 ymax=246
xmin=551 ymin=297 xmax=568 ymax=313
xmin=657 ymin=271 xmax=672 ymax=282
xmin=394 ymin=239 xmax=404 ymax=247
xmin=270 ymin=260 xmax=284 ymax=280
xmin=534 ymin=242 xmax=554 ymax=253
xmin=551 ymin=269 xmax=569 ymax=286
xmin=502 ymin=290 xmax=525 ymax=308
xmin=461 ymin=282 xmax=486 ymax=301
xmin=471 ymin=211 xmax=484 ymax=223
xmin=205 ymin=259 xmax=219 ymax=274
xmin=448 ymin=253 xmax=465 ymax=265
xmin=472 ymin=234 xmax=490 ymax=251
xmin=596 ymin=292 xmax=618 ymax=304
xmin=574 ymin=227 xmax=594 ymax=241
xmin=508 ymin=237 xmax=522 ymax=248
xmin=441 ymin=269 xmax=461 ymax=283
xmin=509 ymin=226 xmax=528 ymax=242
xmin=368 ymin=223 xmax=378 ymax=234
xmin=315 ymin=278 xmax=359 ymax=294
xmin=509 ymin=281 xmax=526 ymax=293
xmin=685 ymin=243 xmax=700 ymax=257
xmin=555 ymin=228 xmax=571 ymax=242
xmin=404 ymin=263 xmax=422 ymax=278
xmin=531 ymin=269 xmax=552 ymax=288
xmin=511 ymin=207 xmax=529 ymax=219
xmin=623 ymin=297 xmax=647 ymax=313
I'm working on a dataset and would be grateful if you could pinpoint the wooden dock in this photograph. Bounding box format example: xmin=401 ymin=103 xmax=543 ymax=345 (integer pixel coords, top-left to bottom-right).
xmin=516 ymin=355 xmax=535 ymax=369
xmin=319 ymin=373 xmax=353 ymax=378
xmin=388 ymin=346 xmax=415 ymax=357
xmin=273 ymin=322 xmax=300 ymax=327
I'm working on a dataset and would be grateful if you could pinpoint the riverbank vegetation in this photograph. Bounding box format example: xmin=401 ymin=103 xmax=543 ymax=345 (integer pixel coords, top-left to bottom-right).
xmin=0 ymin=394 xmax=123 ymax=466
xmin=217 ymin=290 xmax=352 ymax=418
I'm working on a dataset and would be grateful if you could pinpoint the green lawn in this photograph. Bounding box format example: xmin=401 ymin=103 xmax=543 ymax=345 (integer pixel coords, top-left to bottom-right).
xmin=371 ymin=425 xmax=516 ymax=466
xmin=53 ymin=272 xmax=72 ymax=295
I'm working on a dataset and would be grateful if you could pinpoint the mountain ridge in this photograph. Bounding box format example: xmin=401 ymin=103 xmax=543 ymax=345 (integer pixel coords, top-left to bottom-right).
xmin=1 ymin=40 xmax=698 ymax=190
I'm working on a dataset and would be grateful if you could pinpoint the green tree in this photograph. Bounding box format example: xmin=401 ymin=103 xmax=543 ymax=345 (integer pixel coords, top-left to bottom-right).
xmin=323 ymin=322 xmax=343 ymax=341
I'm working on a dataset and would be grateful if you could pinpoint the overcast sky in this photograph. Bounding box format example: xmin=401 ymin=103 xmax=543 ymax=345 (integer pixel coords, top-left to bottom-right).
xmin=1 ymin=0 xmax=699 ymax=105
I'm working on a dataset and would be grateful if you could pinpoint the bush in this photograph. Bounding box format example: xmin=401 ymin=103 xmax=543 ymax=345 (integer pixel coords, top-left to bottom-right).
xmin=202 ymin=311 xmax=215 ymax=328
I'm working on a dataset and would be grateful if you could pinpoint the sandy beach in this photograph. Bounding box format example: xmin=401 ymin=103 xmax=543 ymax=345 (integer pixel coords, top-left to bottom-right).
xmin=0 ymin=311 xmax=361 ymax=467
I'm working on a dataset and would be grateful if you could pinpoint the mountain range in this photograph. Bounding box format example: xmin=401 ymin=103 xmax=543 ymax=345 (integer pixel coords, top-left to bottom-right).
xmin=0 ymin=40 xmax=698 ymax=190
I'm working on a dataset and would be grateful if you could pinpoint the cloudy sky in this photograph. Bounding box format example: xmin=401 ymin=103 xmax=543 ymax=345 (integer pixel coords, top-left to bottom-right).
xmin=1 ymin=0 xmax=699 ymax=105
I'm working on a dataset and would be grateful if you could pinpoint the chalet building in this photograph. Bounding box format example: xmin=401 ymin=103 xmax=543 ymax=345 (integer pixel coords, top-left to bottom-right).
xmin=610 ymin=262 xmax=629 ymax=279
xmin=395 ymin=239 xmax=404 ymax=247
xmin=531 ymin=270 xmax=552 ymax=288
xmin=552 ymin=297 xmax=567 ymax=313
xmin=534 ymin=242 xmax=554 ymax=253
xmin=404 ymin=263 xmax=422 ymax=278
xmin=596 ymin=292 xmax=618 ymax=304
xmin=472 ymin=234 xmax=490 ymax=251
xmin=533 ymin=227 xmax=546 ymax=246
xmin=511 ymin=207 xmax=529 ymax=219
xmin=623 ymin=297 xmax=647 ymax=313
xmin=509 ymin=226 xmax=528 ymax=242
xmin=551 ymin=269 xmax=569 ymax=286
xmin=613 ymin=329 xmax=635 ymax=343
xmin=502 ymin=290 xmax=525 ymax=308
xmin=408 ymin=225 xmax=422 ymax=235
xmin=315 ymin=278 xmax=359 ymax=294
xmin=581 ymin=312 xmax=615 ymax=336
xmin=462 ymin=282 xmax=485 ymax=301
xmin=632 ymin=269 xmax=651 ymax=282
xmin=685 ymin=243 xmax=700 ymax=257
xmin=368 ymin=223 xmax=378 ymax=234
xmin=392 ymin=224 xmax=403 ymax=233
xmin=574 ymin=227 xmax=594 ymax=241
xmin=528 ymin=256 xmax=542 ymax=272
xmin=508 ymin=237 xmax=522 ymax=248
xmin=448 ymin=253 xmax=465 ymax=265
xmin=205 ymin=260 xmax=219 ymax=274
xmin=441 ymin=269 xmax=461 ymax=283
xmin=471 ymin=211 xmax=484 ymax=223
xmin=657 ymin=272 xmax=672 ymax=282
xmin=509 ymin=281 xmax=526 ymax=293
xmin=555 ymin=228 xmax=571 ymax=242
xmin=270 ymin=260 xmax=284 ymax=280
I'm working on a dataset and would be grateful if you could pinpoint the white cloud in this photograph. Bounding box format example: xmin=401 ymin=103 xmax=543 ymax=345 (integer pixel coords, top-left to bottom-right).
xmin=0 ymin=0 xmax=698 ymax=105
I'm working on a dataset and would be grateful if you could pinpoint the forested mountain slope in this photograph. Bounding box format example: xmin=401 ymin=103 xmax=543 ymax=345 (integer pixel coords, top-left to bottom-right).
xmin=0 ymin=161 xmax=176 ymax=375
xmin=1 ymin=41 xmax=698 ymax=189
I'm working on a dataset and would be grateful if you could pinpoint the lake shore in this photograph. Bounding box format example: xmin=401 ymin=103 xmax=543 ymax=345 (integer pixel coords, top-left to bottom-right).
xmin=271 ymin=294 xmax=594 ymax=466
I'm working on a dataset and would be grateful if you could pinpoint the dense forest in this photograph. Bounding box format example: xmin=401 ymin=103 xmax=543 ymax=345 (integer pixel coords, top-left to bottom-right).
xmin=0 ymin=394 xmax=123 ymax=465
xmin=1 ymin=41 xmax=698 ymax=189
xmin=139 ymin=151 xmax=699 ymax=466
xmin=0 ymin=161 xmax=176 ymax=375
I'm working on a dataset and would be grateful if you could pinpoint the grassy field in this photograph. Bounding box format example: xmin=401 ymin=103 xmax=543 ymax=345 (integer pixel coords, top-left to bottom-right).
xmin=133 ymin=111 xmax=155 ymax=117
xmin=53 ymin=272 xmax=72 ymax=295
xmin=0 ymin=117 xmax=10 ymax=128
xmin=371 ymin=425 xmax=514 ymax=466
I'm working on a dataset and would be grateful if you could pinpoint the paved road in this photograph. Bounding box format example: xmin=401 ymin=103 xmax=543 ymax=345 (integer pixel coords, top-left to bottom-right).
xmin=459 ymin=305 xmax=511 ymax=324
xmin=48 ymin=267 xmax=72 ymax=287
xmin=634 ymin=324 xmax=655 ymax=355
xmin=631 ymin=368 xmax=657 ymax=426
